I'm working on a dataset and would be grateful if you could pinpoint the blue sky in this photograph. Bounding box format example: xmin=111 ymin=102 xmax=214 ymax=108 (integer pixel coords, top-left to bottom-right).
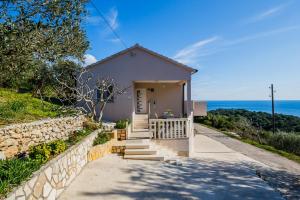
xmin=83 ymin=0 xmax=300 ymax=100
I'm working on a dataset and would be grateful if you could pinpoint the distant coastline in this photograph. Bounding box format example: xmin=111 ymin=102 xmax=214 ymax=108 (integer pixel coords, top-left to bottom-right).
xmin=207 ymin=100 xmax=300 ymax=117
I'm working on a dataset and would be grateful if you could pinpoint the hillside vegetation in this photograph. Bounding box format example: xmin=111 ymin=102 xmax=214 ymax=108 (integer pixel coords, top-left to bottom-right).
xmin=195 ymin=109 xmax=300 ymax=157
xmin=0 ymin=88 xmax=72 ymax=127
xmin=207 ymin=109 xmax=300 ymax=133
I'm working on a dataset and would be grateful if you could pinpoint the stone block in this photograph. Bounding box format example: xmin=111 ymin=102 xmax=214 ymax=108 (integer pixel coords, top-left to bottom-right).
xmin=43 ymin=182 xmax=52 ymax=198
xmin=5 ymin=146 xmax=18 ymax=158
xmin=48 ymin=189 xmax=56 ymax=200
xmin=33 ymin=173 xmax=47 ymax=198
xmin=44 ymin=167 xmax=52 ymax=181
xmin=23 ymin=184 xmax=31 ymax=197
xmin=28 ymin=176 xmax=38 ymax=189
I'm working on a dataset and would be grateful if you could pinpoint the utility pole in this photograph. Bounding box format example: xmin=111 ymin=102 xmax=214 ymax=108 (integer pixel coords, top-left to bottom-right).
xmin=270 ymin=84 xmax=275 ymax=134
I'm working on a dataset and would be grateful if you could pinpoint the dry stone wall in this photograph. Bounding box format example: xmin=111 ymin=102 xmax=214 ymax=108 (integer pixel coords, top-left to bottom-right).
xmin=0 ymin=115 xmax=86 ymax=158
xmin=5 ymin=129 xmax=100 ymax=200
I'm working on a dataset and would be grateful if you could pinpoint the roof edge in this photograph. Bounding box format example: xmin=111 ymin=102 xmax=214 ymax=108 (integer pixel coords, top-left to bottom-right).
xmin=85 ymin=43 xmax=198 ymax=74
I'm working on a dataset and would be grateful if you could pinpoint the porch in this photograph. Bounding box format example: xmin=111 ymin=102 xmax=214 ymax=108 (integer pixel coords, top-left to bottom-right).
xmin=131 ymin=80 xmax=193 ymax=139
xmin=124 ymin=80 xmax=194 ymax=159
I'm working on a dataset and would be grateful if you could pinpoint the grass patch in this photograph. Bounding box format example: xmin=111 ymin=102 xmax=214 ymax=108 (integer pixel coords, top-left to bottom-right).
xmin=0 ymin=88 xmax=75 ymax=127
xmin=0 ymin=158 xmax=42 ymax=198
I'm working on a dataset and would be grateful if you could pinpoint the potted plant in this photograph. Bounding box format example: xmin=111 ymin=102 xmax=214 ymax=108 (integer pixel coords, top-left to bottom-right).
xmin=115 ymin=119 xmax=128 ymax=140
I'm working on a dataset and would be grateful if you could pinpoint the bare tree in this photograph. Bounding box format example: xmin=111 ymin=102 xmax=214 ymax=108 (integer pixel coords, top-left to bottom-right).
xmin=55 ymin=68 xmax=130 ymax=121
xmin=96 ymin=77 xmax=130 ymax=121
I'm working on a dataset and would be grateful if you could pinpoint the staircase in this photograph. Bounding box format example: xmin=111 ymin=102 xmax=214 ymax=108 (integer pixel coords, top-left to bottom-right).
xmin=124 ymin=137 xmax=177 ymax=161
xmin=133 ymin=114 xmax=149 ymax=131
xmin=124 ymin=139 xmax=165 ymax=161
xmin=125 ymin=113 xmax=177 ymax=161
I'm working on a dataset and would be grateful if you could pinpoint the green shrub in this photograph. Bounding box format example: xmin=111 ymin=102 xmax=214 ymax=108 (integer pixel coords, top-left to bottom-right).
xmin=28 ymin=140 xmax=66 ymax=163
xmin=48 ymin=140 xmax=66 ymax=155
xmin=266 ymin=132 xmax=300 ymax=155
xmin=93 ymin=131 xmax=112 ymax=146
xmin=29 ymin=144 xmax=51 ymax=163
xmin=0 ymin=158 xmax=41 ymax=197
xmin=115 ymin=119 xmax=128 ymax=129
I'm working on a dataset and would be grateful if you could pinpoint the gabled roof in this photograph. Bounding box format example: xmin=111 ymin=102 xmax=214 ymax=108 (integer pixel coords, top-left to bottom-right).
xmin=86 ymin=44 xmax=198 ymax=74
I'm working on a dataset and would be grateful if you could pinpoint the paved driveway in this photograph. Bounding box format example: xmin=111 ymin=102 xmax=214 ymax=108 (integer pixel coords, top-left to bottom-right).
xmin=59 ymin=134 xmax=284 ymax=199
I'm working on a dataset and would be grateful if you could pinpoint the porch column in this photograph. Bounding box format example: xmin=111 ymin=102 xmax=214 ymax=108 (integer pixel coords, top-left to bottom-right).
xmin=186 ymin=79 xmax=192 ymax=116
xmin=187 ymin=78 xmax=194 ymax=157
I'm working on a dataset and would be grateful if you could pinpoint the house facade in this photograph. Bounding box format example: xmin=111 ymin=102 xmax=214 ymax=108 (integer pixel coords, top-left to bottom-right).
xmin=85 ymin=44 xmax=203 ymax=159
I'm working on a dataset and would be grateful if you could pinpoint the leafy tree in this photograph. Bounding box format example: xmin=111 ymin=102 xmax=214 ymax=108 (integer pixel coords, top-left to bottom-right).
xmin=0 ymin=0 xmax=89 ymax=88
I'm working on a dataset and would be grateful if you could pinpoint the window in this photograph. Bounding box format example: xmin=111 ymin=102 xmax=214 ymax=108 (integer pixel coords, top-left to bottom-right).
xmin=97 ymin=86 xmax=114 ymax=103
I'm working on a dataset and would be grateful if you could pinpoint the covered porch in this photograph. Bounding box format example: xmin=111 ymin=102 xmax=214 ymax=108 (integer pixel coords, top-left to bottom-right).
xmin=131 ymin=80 xmax=193 ymax=141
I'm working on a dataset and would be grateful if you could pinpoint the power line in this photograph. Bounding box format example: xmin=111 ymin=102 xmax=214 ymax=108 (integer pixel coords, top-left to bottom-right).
xmin=89 ymin=1 xmax=128 ymax=49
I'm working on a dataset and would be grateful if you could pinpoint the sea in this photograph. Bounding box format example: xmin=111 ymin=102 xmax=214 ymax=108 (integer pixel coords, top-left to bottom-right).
xmin=207 ymin=100 xmax=300 ymax=117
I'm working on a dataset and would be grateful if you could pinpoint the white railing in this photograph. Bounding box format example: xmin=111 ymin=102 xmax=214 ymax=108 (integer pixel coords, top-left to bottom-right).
xmin=149 ymin=117 xmax=192 ymax=139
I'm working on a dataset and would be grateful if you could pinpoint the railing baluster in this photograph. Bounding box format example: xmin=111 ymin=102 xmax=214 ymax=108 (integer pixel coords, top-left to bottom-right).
xmin=149 ymin=118 xmax=190 ymax=140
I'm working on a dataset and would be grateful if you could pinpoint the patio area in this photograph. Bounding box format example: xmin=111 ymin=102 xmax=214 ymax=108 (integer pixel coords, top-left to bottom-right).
xmin=58 ymin=134 xmax=283 ymax=200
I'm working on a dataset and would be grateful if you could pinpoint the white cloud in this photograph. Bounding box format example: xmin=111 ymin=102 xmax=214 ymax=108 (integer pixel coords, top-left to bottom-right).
xmin=85 ymin=7 xmax=119 ymax=30
xmin=85 ymin=16 xmax=102 ymax=26
xmin=225 ymin=26 xmax=300 ymax=46
xmin=173 ymin=36 xmax=220 ymax=65
xmin=173 ymin=25 xmax=299 ymax=67
xmin=107 ymin=8 xmax=119 ymax=30
xmin=84 ymin=54 xmax=97 ymax=66
xmin=246 ymin=3 xmax=289 ymax=23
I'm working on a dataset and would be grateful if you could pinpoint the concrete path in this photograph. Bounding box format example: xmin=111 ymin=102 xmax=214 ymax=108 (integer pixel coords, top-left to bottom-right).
xmin=59 ymin=133 xmax=285 ymax=200
xmin=194 ymin=124 xmax=300 ymax=200
xmin=194 ymin=124 xmax=300 ymax=174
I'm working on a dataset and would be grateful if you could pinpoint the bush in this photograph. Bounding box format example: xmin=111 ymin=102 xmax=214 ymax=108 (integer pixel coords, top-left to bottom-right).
xmin=83 ymin=120 xmax=101 ymax=131
xmin=0 ymin=158 xmax=41 ymax=197
xmin=48 ymin=140 xmax=67 ymax=155
xmin=115 ymin=119 xmax=128 ymax=129
xmin=66 ymin=128 xmax=93 ymax=146
xmin=93 ymin=131 xmax=112 ymax=146
xmin=28 ymin=144 xmax=51 ymax=163
xmin=266 ymin=132 xmax=300 ymax=155
xmin=28 ymin=140 xmax=66 ymax=163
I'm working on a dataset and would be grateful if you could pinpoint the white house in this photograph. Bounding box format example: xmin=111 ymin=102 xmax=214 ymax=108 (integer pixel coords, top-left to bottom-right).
xmin=84 ymin=44 xmax=206 ymax=160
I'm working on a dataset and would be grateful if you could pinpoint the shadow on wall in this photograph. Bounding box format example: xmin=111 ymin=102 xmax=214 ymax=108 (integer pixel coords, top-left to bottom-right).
xmin=79 ymin=158 xmax=284 ymax=200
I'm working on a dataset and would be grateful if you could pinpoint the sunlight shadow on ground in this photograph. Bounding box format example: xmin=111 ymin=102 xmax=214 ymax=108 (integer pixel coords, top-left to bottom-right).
xmin=79 ymin=158 xmax=283 ymax=200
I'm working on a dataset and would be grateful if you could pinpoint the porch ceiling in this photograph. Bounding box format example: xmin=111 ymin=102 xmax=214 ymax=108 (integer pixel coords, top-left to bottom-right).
xmin=134 ymin=80 xmax=185 ymax=84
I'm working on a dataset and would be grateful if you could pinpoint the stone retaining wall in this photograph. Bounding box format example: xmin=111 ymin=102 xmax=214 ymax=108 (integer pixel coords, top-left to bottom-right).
xmin=0 ymin=115 xmax=86 ymax=158
xmin=5 ymin=129 xmax=100 ymax=200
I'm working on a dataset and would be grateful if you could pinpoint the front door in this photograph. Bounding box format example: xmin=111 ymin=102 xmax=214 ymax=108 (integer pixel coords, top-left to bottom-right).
xmin=136 ymin=88 xmax=147 ymax=113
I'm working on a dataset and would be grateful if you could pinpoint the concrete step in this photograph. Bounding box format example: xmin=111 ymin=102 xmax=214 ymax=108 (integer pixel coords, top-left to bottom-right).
xmin=134 ymin=126 xmax=149 ymax=130
xmin=124 ymin=154 xmax=164 ymax=161
xmin=125 ymin=139 xmax=150 ymax=144
xmin=134 ymin=118 xmax=148 ymax=122
xmin=134 ymin=114 xmax=148 ymax=118
xmin=129 ymin=131 xmax=152 ymax=139
xmin=125 ymin=149 xmax=157 ymax=155
xmin=125 ymin=143 xmax=150 ymax=149
xmin=132 ymin=128 xmax=149 ymax=132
